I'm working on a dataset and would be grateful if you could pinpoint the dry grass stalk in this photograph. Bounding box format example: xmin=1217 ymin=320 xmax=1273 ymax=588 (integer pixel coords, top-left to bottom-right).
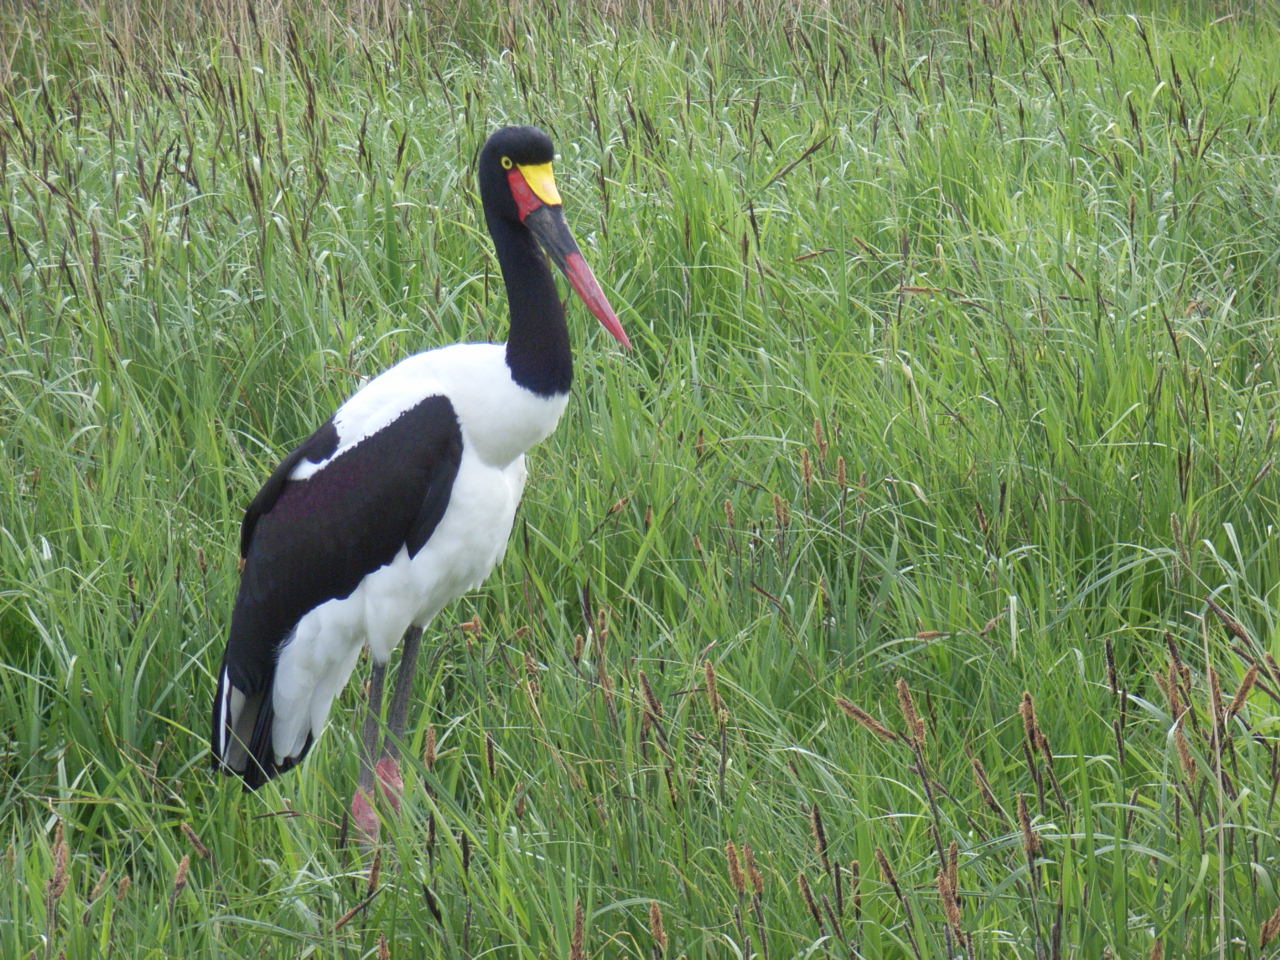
xmin=835 ymin=697 xmax=899 ymax=743
xmin=797 ymin=872 xmax=822 ymax=928
xmin=1227 ymin=664 xmax=1259 ymax=718
xmin=570 ymin=899 xmax=586 ymax=960
xmin=169 ymin=854 xmax=190 ymax=911
xmin=181 ymin=822 xmax=210 ymax=859
xmin=1261 ymin=902 xmax=1280 ymax=948
xmin=726 ymin=841 xmax=745 ymax=896
xmin=648 ymin=900 xmax=668 ymax=956
xmin=896 ymin=679 xmax=926 ymax=745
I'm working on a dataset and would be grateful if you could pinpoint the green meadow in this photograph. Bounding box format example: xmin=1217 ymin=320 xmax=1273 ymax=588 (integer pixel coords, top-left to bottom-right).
xmin=3 ymin=1 xmax=1280 ymax=955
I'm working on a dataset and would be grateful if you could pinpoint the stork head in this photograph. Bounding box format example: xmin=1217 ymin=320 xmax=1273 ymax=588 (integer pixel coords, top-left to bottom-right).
xmin=479 ymin=126 xmax=630 ymax=349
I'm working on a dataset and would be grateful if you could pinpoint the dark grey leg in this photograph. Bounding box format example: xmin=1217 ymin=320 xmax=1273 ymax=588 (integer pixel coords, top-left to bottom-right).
xmin=384 ymin=627 xmax=424 ymax=763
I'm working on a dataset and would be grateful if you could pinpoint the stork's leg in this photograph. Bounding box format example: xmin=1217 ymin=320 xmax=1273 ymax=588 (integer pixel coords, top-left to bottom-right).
xmin=351 ymin=658 xmax=388 ymax=841
xmin=374 ymin=626 xmax=424 ymax=813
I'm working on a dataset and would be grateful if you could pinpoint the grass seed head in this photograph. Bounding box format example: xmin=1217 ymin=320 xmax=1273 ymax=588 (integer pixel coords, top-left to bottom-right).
xmin=367 ymin=849 xmax=382 ymax=897
xmin=169 ymin=854 xmax=190 ymax=911
xmin=810 ymin=802 xmax=830 ymax=873
xmin=1149 ymin=938 xmax=1163 ymax=960
xmin=797 ymin=872 xmax=822 ymax=926
xmin=116 ymin=875 xmax=131 ymax=902
xmin=971 ymin=756 xmax=1004 ymax=818
xmin=181 ymin=822 xmax=210 ymax=859
xmin=743 ymin=843 xmax=763 ymax=896
xmin=1261 ymin=903 xmax=1280 ymax=948
xmin=638 ymin=669 xmax=665 ymax=719
xmin=1228 ymin=664 xmax=1259 ymax=718
xmin=835 ymin=697 xmax=899 ymax=743
xmin=570 ymin=899 xmax=585 ymax=960
xmin=648 ymin=900 xmax=668 ymax=955
xmin=1017 ymin=796 xmax=1041 ymax=857
xmin=723 ymin=498 xmax=735 ymax=528
xmin=704 ymin=659 xmax=723 ymax=713
xmin=424 ymin=723 xmax=437 ymax=770
xmin=378 ymin=933 xmax=390 ymax=960
xmin=725 ymin=840 xmax=745 ymax=895
xmin=896 ymin=678 xmax=926 ymax=745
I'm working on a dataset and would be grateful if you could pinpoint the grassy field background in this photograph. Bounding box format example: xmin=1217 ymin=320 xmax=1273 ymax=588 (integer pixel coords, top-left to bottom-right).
xmin=3 ymin=1 xmax=1280 ymax=956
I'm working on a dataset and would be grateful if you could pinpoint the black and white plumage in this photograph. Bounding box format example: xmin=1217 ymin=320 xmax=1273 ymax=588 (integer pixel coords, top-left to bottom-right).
xmin=211 ymin=126 xmax=629 ymax=826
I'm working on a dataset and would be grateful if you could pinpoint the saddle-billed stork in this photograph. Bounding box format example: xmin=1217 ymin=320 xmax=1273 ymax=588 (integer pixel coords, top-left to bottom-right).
xmin=211 ymin=126 xmax=629 ymax=837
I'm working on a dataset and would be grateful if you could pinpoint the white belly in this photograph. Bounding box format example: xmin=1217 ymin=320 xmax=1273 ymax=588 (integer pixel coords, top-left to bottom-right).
xmin=269 ymin=449 xmax=527 ymax=761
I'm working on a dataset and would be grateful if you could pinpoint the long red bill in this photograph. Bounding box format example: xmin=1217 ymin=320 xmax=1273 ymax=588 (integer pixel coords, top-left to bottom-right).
xmin=521 ymin=202 xmax=631 ymax=350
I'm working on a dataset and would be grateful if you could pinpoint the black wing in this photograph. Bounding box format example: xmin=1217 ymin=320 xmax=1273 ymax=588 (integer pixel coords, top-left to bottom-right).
xmin=212 ymin=394 xmax=463 ymax=787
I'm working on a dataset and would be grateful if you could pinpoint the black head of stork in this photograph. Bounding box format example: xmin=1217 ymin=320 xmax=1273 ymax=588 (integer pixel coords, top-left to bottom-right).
xmin=477 ymin=125 xmax=630 ymax=395
xmin=211 ymin=126 xmax=628 ymax=839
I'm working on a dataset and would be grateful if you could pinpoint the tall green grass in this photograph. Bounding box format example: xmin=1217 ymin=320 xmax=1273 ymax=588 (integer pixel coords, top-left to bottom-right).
xmin=3 ymin=1 xmax=1280 ymax=956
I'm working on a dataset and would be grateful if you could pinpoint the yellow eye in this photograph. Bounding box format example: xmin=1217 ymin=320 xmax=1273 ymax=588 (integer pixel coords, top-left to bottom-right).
xmin=500 ymin=156 xmax=513 ymax=170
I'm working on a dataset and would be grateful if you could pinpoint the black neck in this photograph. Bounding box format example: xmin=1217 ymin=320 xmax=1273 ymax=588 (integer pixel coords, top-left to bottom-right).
xmin=491 ymin=217 xmax=572 ymax=397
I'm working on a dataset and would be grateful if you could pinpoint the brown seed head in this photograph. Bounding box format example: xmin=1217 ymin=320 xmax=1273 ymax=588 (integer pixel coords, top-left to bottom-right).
xmin=723 ymin=498 xmax=736 ymax=529
xmin=971 ymin=756 xmax=1004 ymax=818
xmin=810 ymin=803 xmax=830 ymax=872
xmin=423 ymin=723 xmax=437 ymax=770
xmin=570 ymin=899 xmax=586 ymax=960
xmin=1228 ymin=664 xmax=1259 ymax=718
xmin=1174 ymin=713 xmax=1197 ymax=782
xmin=937 ymin=869 xmax=964 ymax=938
xmin=725 ymin=840 xmax=745 ymax=895
xmin=896 ymin=678 xmax=925 ymax=745
xmin=378 ymin=933 xmax=391 ymax=960
xmin=1019 ymin=691 xmax=1040 ymax=748
xmin=638 ymin=670 xmax=665 ymax=719
xmin=802 ymin=448 xmax=813 ymax=488
xmin=835 ymin=698 xmax=899 ymax=743
xmin=116 ymin=875 xmax=131 ymax=901
xmin=1017 ymin=796 xmax=1042 ymax=857
xmin=814 ymin=417 xmax=827 ymax=458
xmin=1261 ymin=902 xmax=1280 ymax=948
xmin=367 ymin=849 xmax=382 ymax=897
xmin=648 ymin=900 xmax=668 ymax=955
xmin=1149 ymin=938 xmax=1163 ymax=960
xmin=170 ymin=854 xmax=190 ymax=909
xmin=836 ymin=455 xmax=847 ymax=488
xmin=743 ymin=843 xmax=763 ymax=896
xmin=704 ymin=660 xmax=723 ymax=713
xmin=773 ymin=493 xmax=790 ymax=528
xmin=797 ymin=872 xmax=822 ymax=926
xmin=181 ymin=822 xmax=210 ymax=859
